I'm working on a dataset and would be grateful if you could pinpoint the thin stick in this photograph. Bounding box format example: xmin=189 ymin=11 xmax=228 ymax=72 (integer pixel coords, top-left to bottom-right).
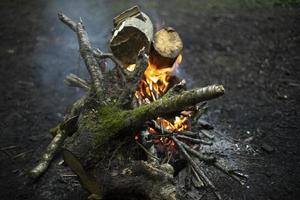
xmin=191 ymin=166 xmax=204 ymax=187
xmin=178 ymin=139 xmax=215 ymax=162
xmin=213 ymin=162 xmax=248 ymax=185
xmin=199 ymin=129 xmax=215 ymax=140
xmin=93 ymin=50 xmax=128 ymax=82
xmin=135 ymin=140 xmax=160 ymax=161
xmin=176 ymin=134 xmax=213 ymax=145
xmin=58 ymin=13 xmax=103 ymax=96
xmin=0 ymin=145 xmax=17 ymax=151
xmin=58 ymin=13 xmax=76 ymax=31
xmin=64 ymin=73 xmax=90 ymax=91
xmin=172 ymin=136 xmax=222 ymax=200
xmin=29 ymin=128 xmax=67 ymax=179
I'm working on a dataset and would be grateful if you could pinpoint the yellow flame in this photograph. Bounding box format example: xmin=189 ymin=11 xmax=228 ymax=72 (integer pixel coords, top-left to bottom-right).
xmin=134 ymin=54 xmax=183 ymax=103
xmin=131 ymin=54 xmax=189 ymax=143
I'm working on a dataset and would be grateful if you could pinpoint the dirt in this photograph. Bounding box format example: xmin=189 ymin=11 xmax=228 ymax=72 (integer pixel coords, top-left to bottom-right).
xmin=0 ymin=0 xmax=299 ymax=200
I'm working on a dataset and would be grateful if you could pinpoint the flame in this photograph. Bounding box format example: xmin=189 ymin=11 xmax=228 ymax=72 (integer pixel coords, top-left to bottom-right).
xmin=131 ymin=54 xmax=189 ymax=148
xmin=135 ymin=54 xmax=183 ymax=103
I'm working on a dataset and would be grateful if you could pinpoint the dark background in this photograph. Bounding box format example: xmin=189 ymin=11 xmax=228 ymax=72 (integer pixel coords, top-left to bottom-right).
xmin=0 ymin=0 xmax=299 ymax=199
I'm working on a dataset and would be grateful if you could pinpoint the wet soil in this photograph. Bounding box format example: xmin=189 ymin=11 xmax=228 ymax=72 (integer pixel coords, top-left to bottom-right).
xmin=0 ymin=0 xmax=299 ymax=199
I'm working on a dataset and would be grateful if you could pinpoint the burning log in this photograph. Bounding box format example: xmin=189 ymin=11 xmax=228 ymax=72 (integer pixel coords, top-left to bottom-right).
xmin=29 ymin=7 xmax=246 ymax=200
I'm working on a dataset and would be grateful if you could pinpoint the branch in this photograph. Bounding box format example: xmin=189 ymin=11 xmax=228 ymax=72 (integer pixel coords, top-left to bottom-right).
xmin=176 ymin=134 xmax=213 ymax=145
xmin=130 ymin=85 xmax=224 ymax=128
xmin=64 ymin=73 xmax=90 ymax=91
xmin=172 ymin=136 xmax=222 ymax=200
xmin=58 ymin=13 xmax=103 ymax=97
xmin=128 ymin=47 xmax=149 ymax=81
xmin=93 ymin=50 xmax=128 ymax=83
xmin=58 ymin=13 xmax=76 ymax=31
xmin=29 ymin=95 xmax=87 ymax=179
xmin=119 ymin=48 xmax=149 ymax=107
xmin=76 ymin=22 xmax=103 ymax=95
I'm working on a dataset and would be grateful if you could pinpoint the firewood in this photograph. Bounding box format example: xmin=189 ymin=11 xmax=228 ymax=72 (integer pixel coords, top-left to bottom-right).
xmin=29 ymin=10 xmax=235 ymax=200
xmin=110 ymin=6 xmax=153 ymax=65
xmin=151 ymin=27 xmax=183 ymax=68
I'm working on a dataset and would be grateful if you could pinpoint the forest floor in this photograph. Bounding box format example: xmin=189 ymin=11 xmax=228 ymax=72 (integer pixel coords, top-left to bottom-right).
xmin=0 ymin=0 xmax=299 ymax=199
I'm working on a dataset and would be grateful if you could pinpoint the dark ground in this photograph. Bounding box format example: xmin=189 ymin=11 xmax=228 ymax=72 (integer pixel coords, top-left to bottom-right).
xmin=0 ymin=0 xmax=299 ymax=199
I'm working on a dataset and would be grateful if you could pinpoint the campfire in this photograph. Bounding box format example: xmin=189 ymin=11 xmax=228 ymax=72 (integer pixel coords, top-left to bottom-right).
xmin=29 ymin=6 xmax=247 ymax=200
xmin=133 ymin=49 xmax=190 ymax=150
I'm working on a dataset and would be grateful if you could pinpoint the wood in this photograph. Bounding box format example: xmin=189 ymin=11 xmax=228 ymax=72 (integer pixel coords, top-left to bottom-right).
xmin=64 ymin=73 xmax=90 ymax=91
xmin=113 ymin=5 xmax=141 ymax=27
xmin=62 ymin=84 xmax=225 ymax=170
xmin=30 ymin=11 xmax=232 ymax=200
xmin=110 ymin=6 xmax=153 ymax=65
xmin=151 ymin=27 xmax=183 ymax=68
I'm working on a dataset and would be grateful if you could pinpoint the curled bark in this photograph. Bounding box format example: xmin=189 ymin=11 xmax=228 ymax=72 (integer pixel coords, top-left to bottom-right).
xmin=110 ymin=6 xmax=153 ymax=64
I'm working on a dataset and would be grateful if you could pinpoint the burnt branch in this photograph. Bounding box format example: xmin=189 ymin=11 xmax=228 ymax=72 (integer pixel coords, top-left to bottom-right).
xmin=172 ymin=136 xmax=222 ymax=200
xmin=119 ymin=48 xmax=149 ymax=107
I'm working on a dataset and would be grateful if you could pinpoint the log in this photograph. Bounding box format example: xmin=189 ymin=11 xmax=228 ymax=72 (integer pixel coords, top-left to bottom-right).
xmin=62 ymin=84 xmax=224 ymax=172
xmin=150 ymin=27 xmax=183 ymax=68
xmin=110 ymin=6 xmax=154 ymax=65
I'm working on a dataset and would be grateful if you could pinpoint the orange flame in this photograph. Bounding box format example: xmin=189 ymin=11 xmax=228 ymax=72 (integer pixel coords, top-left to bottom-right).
xmin=135 ymin=54 xmax=183 ymax=103
xmin=131 ymin=54 xmax=189 ymax=147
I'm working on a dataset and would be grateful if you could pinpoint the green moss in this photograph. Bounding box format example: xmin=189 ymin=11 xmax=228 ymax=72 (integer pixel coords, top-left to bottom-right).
xmin=80 ymin=102 xmax=129 ymax=145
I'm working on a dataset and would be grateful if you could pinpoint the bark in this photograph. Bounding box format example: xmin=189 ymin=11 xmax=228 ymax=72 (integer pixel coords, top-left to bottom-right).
xmin=62 ymin=85 xmax=224 ymax=168
xmin=110 ymin=6 xmax=154 ymax=65
xmin=65 ymin=73 xmax=90 ymax=91
xmin=151 ymin=27 xmax=183 ymax=67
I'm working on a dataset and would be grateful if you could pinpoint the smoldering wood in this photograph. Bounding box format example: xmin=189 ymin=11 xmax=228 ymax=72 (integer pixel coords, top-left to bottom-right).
xmin=172 ymin=136 xmax=222 ymax=200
